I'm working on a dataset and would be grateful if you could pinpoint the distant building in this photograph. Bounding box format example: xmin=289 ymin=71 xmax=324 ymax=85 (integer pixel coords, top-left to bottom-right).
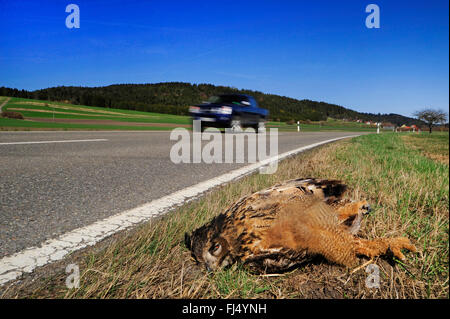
xmin=382 ymin=122 xmax=395 ymax=131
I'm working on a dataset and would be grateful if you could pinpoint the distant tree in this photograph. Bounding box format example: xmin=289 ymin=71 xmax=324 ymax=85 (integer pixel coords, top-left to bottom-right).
xmin=413 ymin=108 xmax=448 ymax=133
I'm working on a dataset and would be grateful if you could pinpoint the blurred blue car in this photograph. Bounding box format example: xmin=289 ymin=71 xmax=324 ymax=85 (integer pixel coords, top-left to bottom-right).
xmin=189 ymin=94 xmax=269 ymax=133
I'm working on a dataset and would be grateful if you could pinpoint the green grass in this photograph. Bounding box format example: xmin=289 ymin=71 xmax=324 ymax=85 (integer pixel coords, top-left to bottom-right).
xmin=267 ymin=118 xmax=380 ymax=132
xmin=1 ymin=96 xmax=191 ymax=127
xmin=1 ymin=96 xmax=378 ymax=131
xmin=0 ymin=117 xmax=175 ymax=131
xmin=5 ymin=97 xmax=188 ymax=119
xmin=400 ymin=132 xmax=449 ymax=165
xmin=212 ymin=265 xmax=270 ymax=298
xmin=331 ymin=134 xmax=448 ymax=297
xmin=4 ymin=132 xmax=447 ymax=299
xmin=3 ymin=110 xmax=190 ymax=123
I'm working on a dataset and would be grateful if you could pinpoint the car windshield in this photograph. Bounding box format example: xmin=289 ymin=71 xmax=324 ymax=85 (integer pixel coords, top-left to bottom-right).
xmin=208 ymin=95 xmax=249 ymax=105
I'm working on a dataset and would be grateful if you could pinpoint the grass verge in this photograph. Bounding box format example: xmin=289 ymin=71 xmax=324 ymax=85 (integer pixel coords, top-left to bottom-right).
xmin=2 ymin=133 xmax=448 ymax=299
xmin=0 ymin=118 xmax=175 ymax=131
xmin=401 ymin=132 xmax=449 ymax=165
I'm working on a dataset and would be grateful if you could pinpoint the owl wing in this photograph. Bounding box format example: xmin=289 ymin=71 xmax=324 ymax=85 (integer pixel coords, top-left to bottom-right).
xmin=269 ymin=178 xmax=348 ymax=202
xmin=221 ymin=178 xmax=347 ymax=259
xmin=223 ymin=178 xmax=348 ymax=221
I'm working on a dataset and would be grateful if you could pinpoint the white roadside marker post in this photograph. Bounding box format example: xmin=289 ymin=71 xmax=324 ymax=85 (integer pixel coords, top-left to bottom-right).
xmin=297 ymin=121 xmax=300 ymax=132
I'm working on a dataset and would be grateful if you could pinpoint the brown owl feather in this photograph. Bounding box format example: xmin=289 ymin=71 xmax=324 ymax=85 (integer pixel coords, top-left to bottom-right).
xmin=185 ymin=178 xmax=416 ymax=273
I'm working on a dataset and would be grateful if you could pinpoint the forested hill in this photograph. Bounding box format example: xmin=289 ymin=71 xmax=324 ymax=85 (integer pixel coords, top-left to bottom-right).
xmin=0 ymin=82 xmax=423 ymax=126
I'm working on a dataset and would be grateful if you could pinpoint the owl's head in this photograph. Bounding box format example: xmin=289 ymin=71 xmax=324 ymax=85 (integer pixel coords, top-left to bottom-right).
xmin=184 ymin=215 xmax=234 ymax=271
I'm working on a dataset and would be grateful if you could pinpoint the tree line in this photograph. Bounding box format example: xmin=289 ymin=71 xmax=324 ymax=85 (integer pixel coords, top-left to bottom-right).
xmin=0 ymin=82 xmax=426 ymax=126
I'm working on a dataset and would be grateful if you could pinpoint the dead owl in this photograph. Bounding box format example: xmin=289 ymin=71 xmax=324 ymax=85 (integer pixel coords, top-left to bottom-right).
xmin=184 ymin=178 xmax=416 ymax=273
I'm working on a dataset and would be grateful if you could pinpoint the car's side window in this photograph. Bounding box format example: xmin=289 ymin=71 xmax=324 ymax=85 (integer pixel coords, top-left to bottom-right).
xmin=247 ymin=97 xmax=257 ymax=108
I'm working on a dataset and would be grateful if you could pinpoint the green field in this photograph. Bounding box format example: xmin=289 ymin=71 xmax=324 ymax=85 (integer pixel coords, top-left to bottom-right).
xmin=1 ymin=96 xmax=190 ymax=130
xmin=0 ymin=96 xmax=379 ymax=132
xmin=0 ymin=117 xmax=177 ymax=131
xmin=267 ymin=118 xmax=379 ymax=132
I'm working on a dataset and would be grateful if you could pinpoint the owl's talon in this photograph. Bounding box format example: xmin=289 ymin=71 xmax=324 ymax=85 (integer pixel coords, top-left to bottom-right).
xmin=389 ymin=237 xmax=417 ymax=260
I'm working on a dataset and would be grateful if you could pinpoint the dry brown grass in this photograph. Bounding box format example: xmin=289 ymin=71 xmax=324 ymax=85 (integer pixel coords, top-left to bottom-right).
xmin=1 ymin=111 xmax=24 ymax=119
xmin=401 ymin=133 xmax=449 ymax=165
xmin=2 ymin=133 xmax=448 ymax=299
xmin=13 ymin=102 xmax=156 ymax=118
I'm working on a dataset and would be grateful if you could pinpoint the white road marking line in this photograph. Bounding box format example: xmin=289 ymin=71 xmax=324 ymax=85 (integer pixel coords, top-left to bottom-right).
xmin=0 ymin=139 xmax=108 ymax=145
xmin=0 ymin=135 xmax=358 ymax=286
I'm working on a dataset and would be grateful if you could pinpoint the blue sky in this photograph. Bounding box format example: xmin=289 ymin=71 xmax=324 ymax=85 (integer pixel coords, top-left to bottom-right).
xmin=0 ymin=0 xmax=448 ymax=117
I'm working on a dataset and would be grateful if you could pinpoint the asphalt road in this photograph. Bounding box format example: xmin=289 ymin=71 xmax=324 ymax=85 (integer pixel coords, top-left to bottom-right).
xmin=0 ymin=130 xmax=361 ymax=258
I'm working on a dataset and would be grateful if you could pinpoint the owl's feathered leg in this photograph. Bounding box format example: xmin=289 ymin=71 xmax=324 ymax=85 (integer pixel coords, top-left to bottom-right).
xmin=353 ymin=237 xmax=417 ymax=261
xmin=299 ymin=229 xmax=416 ymax=268
xmin=300 ymin=228 xmax=360 ymax=268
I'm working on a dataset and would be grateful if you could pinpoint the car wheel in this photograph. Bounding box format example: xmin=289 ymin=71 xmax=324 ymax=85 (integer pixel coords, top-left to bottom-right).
xmin=256 ymin=121 xmax=266 ymax=133
xmin=230 ymin=117 xmax=243 ymax=133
